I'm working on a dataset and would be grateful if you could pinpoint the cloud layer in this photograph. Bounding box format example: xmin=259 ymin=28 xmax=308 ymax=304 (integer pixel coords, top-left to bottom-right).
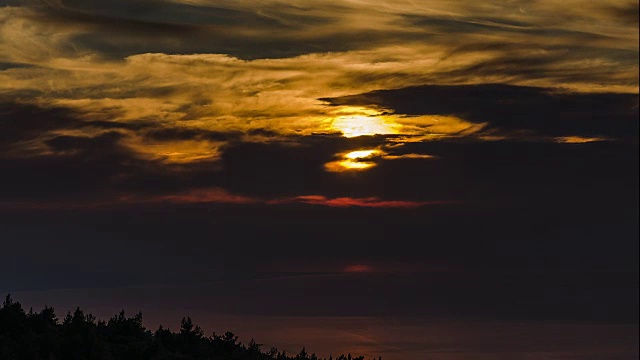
xmin=0 ymin=0 xmax=636 ymax=208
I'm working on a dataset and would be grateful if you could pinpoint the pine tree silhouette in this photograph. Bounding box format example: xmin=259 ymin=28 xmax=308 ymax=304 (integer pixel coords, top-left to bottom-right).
xmin=0 ymin=294 xmax=379 ymax=360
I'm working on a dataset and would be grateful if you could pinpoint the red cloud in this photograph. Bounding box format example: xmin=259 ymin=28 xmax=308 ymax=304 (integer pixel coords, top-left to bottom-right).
xmin=344 ymin=264 xmax=374 ymax=273
xmin=268 ymin=195 xmax=459 ymax=208
xmin=130 ymin=191 xmax=458 ymax=208
xmin=1 ymin=189 xmax=459 ymax=210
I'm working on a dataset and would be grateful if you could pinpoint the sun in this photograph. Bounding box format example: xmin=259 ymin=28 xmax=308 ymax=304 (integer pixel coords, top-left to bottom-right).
xmin=344 ymin=150 xmax=378 ymax=159
xmin=331 ymin=115 xmax=399 ymax=138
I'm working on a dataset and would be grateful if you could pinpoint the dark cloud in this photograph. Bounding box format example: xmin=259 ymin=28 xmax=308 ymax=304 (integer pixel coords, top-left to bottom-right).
xmin=29 ymin=0 xmax=202 ymax=34
xmin=245 ymin=128 xmax=282 ymax=137
xmin=220 ymin=136 xmax=638 ymax=216
xmin=16 ymin=0 xmax=352 ymax=59
xmin=2 ymin=100 xmax=637 ymax=211
xmin=602 ymin=1 xmax=640 ymax=26
xmin=65 ymin=23 xmax=408 ymax=60
xmin=0 ymin=101 xmax=152 ymax=152
xmin=322 ymin=84 xmax=639 ymax=141
xmin=221 ymin=135 xmax=392 ymax=198
xmin=0 ymin=102 xmax=78 ymax=147
xmin=1 ymin=130 xmax=150 ymax=201
xmin=44 ymin=130 xmax=126 ymax=153
xmin=37 ymin=0 xmax=302 ymax=28
xmin=144 ymin=127 xmax=243 ymax=142
xmin=404 ymin=14 xmax=614 ymax=40
xmin=443 ymin=51 xmax=638 ymax=89
xmin=0 ymin=102 xmax=220 ymax=201
xmin=0 ymin=61 xmax=38 ymax=70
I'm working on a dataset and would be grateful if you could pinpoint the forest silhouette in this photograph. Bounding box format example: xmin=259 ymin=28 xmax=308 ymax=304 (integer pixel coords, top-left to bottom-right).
xmin=0 ymin=294 xmax=379 ymax=360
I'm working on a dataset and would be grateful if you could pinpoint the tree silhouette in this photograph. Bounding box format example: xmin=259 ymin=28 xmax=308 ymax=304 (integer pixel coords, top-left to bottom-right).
xmin=0 ymin=294 xmax=381 ymax=360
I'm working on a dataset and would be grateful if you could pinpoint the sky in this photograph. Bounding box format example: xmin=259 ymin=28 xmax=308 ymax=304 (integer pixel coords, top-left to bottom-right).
xmin=0 ymin=0 xmax=638 ymax=359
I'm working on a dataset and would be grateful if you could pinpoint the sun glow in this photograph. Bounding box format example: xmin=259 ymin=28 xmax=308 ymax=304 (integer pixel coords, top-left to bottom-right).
xmin=339 ymin=160 xmax=375 ymax=170
xmin=325 ymin=149 xmax=380 ymax=172
xmin=344 ymin=149 xmax=378 ymax=159
xmin=325 ymin=159 xmax=376 ymax=172
xmin=331 ymin=115 xmax=399 ymax=138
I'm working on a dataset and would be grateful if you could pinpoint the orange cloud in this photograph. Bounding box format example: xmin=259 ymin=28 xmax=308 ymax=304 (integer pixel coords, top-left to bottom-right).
xmin=554 ymin=136 xmax=610 ymax=144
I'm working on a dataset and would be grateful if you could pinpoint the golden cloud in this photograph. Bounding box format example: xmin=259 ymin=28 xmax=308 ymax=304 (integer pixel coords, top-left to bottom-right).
xmin=0 ymin=1 xmax=637 ymax=163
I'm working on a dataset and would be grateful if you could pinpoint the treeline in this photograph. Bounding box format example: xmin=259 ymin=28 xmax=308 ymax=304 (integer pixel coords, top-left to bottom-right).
xmin=0 ymin=294 xmax=378 ymax=360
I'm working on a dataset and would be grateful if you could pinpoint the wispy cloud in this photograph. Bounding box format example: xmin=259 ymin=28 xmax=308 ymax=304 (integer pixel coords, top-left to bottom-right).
xmin=267 ymin=195 xmax=458 ymax=208
xmin=0 ymin=188 xmax=457 ymax=209
xmin=0 ymin=0 xmax=637 ymax=208
xmin=1 ymin=0 xmax=637 ymax=153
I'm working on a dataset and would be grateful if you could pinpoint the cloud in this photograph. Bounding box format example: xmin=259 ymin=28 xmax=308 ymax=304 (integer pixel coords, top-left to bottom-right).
xmin=2 ymin=0 xmax=635 ymax=62
xmin=0 ymin=189 xmax=453 ymax=210
xmin=267 ymin=195 xmax=454 ymax=208
xmin=0 ymin=1 xmax=637 ymax=214
xmin=118 ymin=187 xmax=259 ymax=205
xmin=1 ymin=98 xmax=637 ymax=219
xmin=126 ymin=191 xmax=452 ymax=208
xmin=322 ymin=84 xmax=639 ymax=142
xmin=324 ymin=148 xmax=437 ymax=173
xmin=0 ymin=0 xmax=636 ymax=172
xmin=2 ymin=46 xmax=634 ymax=161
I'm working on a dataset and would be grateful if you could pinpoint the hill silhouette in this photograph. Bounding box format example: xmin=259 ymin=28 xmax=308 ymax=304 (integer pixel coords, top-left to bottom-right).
xmin=0 ymin=294 xmax=379 ymax=360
